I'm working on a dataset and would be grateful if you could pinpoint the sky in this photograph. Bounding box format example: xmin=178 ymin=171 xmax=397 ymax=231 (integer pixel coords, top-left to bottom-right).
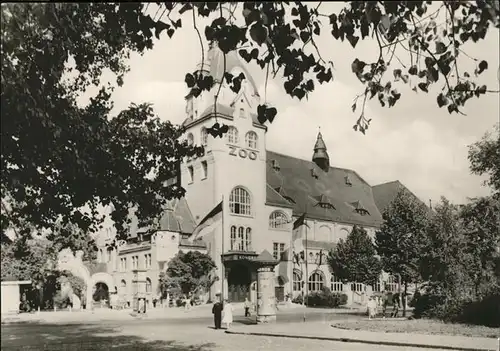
xmin=81 ymin=2 xmax=500 ymax=206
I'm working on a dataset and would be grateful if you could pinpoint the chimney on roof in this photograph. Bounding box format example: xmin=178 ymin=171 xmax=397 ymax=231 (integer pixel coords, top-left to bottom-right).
xmin=312 ymin=130 xmax=330 ymax=173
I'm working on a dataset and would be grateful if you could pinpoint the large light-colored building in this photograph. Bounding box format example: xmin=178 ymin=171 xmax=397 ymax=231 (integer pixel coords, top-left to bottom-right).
xmin=95 ymin=43 xmax=422 ymax=308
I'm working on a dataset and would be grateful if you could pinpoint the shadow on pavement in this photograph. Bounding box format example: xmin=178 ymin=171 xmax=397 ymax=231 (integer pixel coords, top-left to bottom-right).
xmin=1 ymin=323 xmax=216 ymax=351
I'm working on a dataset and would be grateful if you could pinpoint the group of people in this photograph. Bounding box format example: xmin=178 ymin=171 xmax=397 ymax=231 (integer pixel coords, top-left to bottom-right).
xmin=211 ymin=296 xmax=256 ymax=330
xmin=367 ymin=291 xmax=402 ymax=320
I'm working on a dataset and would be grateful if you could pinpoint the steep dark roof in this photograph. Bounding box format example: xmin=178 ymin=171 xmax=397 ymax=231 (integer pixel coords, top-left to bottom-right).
xmin=372 ymin=180 xmax=428 ymax=215
xmin=129 ymin=197 xmax=197 ymax=237
xmin=372 ymin=181 xmax=403 ymax=214
xmin=266 ymin=184 xmax=294 ymax=208
xmin=266 ymin=151 xmax=383 ymax=227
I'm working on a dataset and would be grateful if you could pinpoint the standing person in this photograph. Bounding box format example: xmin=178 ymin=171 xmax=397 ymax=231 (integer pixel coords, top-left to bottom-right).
xmin=381 ymin=291 xmax=389 ymax=318
xmin=222 ymin=299 xmax=233 ymax=329
xmin=392 ymin=292 xmax=400 ymax=318
xmin=212 ymin=296 xmax=223 ymax=329
xmin=244 ymin=298 xmax=251 ymax=317
xmin=367 ymin=297 xmax=377 ymax=320
xmin=184 ymin=294 xmax=191 ymax=311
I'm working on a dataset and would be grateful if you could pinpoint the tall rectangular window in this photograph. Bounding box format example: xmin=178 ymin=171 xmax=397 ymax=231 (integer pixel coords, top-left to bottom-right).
xmin=188 ymin=166 xmax=194 ymax=183
xmin=273 ymin=242 xmax=285 ymax=260
xmin=201 ymin=161 xmax=208 ymax=179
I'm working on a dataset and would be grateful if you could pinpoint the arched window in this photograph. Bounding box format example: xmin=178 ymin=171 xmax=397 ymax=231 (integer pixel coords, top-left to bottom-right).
xmin=330 ymin=275 xmax=343 ymax=292
xmin=226 ymin=126 xmax=239 ymax=144
xmin=229 ymin=187 xmax=252 ymax=215
xmin=385 ymin=275 xmax=398 ymax=292
xmin=269 ymin=211 xmax=288 ymax=229
xmin=245 ymin=227 xmax=252 ymax=251
xmin=338 ymin=228 xmax=350 ymax=242
xmin=308 ymin=271 xmax=324 ymax=292
xmin=317 ymin=225 xmax=331 ymax=241
xmin=245 ymin=131 xmax=258 ymax=149
xmin=308 ymin=252 xmax=314 ymax=263
xmin=237 ymin=226 xmax=244 ymax=251
xmin=146 ymin=278 xmax=152 ymax=293
xmin=230 ymin=226 xmax=237 ymax=250
xmin=201 ymin=128 xmax=208 ymax=146
xmin=120 ymin=279 xmax=127 ymax=292
xmin=230 ymin=225 xmax=252 ymax=251
xmin=187 ymin=133 xmax=194 ymax=146
xmin=293 ymin=270 xmax=302 ymax=292
xmin=239 ymin=107 xmax=246 ymax=118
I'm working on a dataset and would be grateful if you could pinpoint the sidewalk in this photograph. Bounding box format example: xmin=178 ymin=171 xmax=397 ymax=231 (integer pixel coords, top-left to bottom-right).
xmin=1 ymin=304 xmax=214 ymax=325
xmin=226 ymin=321 xmax=499 ymax=351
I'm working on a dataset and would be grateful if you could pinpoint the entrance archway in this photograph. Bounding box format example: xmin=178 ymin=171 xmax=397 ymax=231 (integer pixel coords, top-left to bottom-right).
xmin=227 ymin=263 xmax=251 ymax=303
xmin=93 ymin=282 xmax=109 ymax=303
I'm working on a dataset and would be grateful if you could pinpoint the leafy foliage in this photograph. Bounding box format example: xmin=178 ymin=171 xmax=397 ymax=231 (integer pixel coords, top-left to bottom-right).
xmin=159 ymin=251 xmax=216 ymax=296
xmin=2 ymin=2 xmax=498 ymax=241
xmin=420 ymin=198 xmax=474 ymax=298
xmin=459 ymin=195 xmax=500 ymax=298
xmin=468 ymin=124 xmax=500 ymax=195
xmin=328 ymin=225 xmax=382 ymax=285
xmin=1 ymin=3 xmax=202 ymax=241
xmin=375 ymin=188 xmax=430 ymax=289
xmin=124 ymin=2 xmax=497 ymax=132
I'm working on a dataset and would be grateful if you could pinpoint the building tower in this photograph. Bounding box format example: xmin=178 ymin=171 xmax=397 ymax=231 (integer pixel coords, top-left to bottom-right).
xmin=312 ymin=131 xmax=330 ymax=172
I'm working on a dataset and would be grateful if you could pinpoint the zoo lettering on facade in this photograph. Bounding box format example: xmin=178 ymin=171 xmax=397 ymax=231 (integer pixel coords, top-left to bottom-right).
xmin=229 ymin=146 xmax=257 ymax=160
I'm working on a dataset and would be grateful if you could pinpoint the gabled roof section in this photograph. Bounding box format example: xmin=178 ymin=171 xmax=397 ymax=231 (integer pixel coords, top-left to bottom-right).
xmin=266 ymin=184 xmax=294 ymax=208
xmin=372 ymin=180 xmax=429 ymax=215
xmin=266 ymin=150 xmax=383 ymax=227
xmin=129 ymin=197 xmax=197 ymax=238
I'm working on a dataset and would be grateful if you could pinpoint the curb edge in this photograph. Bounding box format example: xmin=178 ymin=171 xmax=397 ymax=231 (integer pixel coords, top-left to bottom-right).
xmin=224 ymin=330 xmax=494 ymax=351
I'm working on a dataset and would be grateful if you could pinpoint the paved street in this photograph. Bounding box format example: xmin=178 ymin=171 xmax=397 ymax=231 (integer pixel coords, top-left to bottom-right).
xmin=1 ymin=321 xmax=451 ymax=351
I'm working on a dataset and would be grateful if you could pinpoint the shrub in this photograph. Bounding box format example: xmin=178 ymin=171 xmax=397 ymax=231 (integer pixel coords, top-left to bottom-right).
xmin=292 ymin=289 xmax=348 ymax=308
xmin=53 ymin=291 xmax=70 ymax=309
xmin=457 ymin=294 xmax=500 ymax=327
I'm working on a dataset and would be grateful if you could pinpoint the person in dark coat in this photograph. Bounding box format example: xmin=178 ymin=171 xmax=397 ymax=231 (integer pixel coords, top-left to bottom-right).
xmin=212 ymin=297 xmax=223 ymax=329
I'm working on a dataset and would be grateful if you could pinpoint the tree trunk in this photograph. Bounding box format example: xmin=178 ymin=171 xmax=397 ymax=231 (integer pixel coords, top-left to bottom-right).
xmin=403 ymin=281 xmax=407 ymax=317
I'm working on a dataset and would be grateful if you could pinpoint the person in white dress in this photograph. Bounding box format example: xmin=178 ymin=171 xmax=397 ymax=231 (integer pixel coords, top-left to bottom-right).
xmin=367 ymin=297 xmax=377 ymax=320
xmin=222 ymin=299 xmax=233 ymax=329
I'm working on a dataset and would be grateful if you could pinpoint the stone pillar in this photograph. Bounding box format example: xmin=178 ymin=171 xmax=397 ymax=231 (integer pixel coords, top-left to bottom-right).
xmin=256 ymin=266 xmax=276 ymax=323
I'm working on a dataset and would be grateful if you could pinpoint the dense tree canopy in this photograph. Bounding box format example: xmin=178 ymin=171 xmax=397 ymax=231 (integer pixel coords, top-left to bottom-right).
xmin=468 ymin=124 xmax=500 ymax=196
xmin=375 ymin=188 xmax=429 ymax=292
xmin=328 ymin=225 xmax=382 ymax=285
xmin=1 ymin=2 xmax=498 ymax=239
xmin=159 ymin=251 xmax=216 ymax=296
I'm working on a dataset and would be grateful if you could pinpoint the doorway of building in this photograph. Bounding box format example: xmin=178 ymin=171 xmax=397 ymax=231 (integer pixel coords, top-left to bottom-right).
xmin=93 ymin=282 xmax=110 ymax=308
xmin=227 ymin=263 xmax=251 ymax=303
xmin=275 ymin=286 xmax=285 ymax=302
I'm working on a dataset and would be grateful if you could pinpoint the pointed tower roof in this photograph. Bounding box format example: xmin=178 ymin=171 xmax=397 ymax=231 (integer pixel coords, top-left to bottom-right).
xmin=312 ymin=130 xmax=330 ymax=172
xmin=314 ymin=131 xmax=327 ymax=151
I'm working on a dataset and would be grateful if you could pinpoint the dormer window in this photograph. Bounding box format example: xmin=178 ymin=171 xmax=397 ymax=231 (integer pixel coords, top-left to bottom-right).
xmin=345 ymin=175 xmax=352 ymax=186
xmin=311 ymin=168 xmax=319 ymax=179
xmin=271 ymin=159 xmax=280 ymax=172
xmin=274 ymin=186 xmax=296 ymax=204
xmin=313 ymin=194 xmax=336 ymax=210
xmin=350 ymin=201 xmax=370 ymax=216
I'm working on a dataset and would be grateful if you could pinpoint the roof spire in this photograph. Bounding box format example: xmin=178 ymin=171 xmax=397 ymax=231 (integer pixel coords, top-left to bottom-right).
xmin=312 ymin=129 xmax=330 ymax=172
